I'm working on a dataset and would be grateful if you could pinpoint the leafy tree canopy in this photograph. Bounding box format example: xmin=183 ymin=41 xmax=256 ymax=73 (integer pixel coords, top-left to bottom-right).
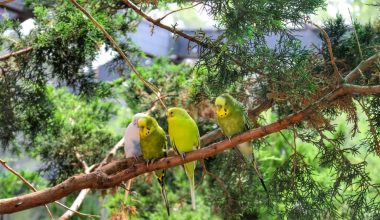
xmin=0 ymin=0 xmax=380 ymax=219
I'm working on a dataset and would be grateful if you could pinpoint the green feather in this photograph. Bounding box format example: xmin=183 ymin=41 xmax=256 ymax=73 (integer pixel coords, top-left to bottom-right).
xmin=215 ymin=94 xmax=268 ymax=195
xmin=139 ymin=116 xmax=170 ymax=215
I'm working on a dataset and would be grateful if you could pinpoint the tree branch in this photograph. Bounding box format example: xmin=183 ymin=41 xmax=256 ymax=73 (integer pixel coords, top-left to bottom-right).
xmin=156 ymin=3 xmax=202 ymax=23
xmin=0 ymin=47 xmax=33 ymax=61
xmin=0 ymin=159 xmax=99 ymax=219
xmin=345 ymin=53 xmax=380 ymax=83
xmin=123 ymin=0 xmax=262 ymax=74
xmin=123 ymin=0 xmax=207 ymax=47
xmin=309 ymin=21 xmax=342 ymax=81
xmin=58 ymin=153 xmax=92 ymax=220
xmin=2 ymin=81 xmax=380 ymax=214
xmin=0 ymin=0 xmax=15 ymax=5
xmin=0 ymin=159 xmax=54 ymax=219
xmin=69 ymin=0 xmax=167 ymax=110
xmin=59 ymin=139 xmax=125 ymax=219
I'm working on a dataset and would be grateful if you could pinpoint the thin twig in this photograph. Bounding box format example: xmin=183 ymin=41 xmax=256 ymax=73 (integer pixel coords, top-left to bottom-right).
xmin=0 ymin=47 xmax=33 ymax=61
xmin=69 ymin=0 xmax=167 ymax=110
xmin=0 ymin=0 xmax=15 ymax=5
xmin=156 ymin=3 xmax=202 ymax=22
xmin=309 ymin=20 xmax=343 ymax=81
xmin=60 ymin=139 xmax=126 ymax=219
xmin=123 ymin=0 xmax=262 ymax=74
xmin=59 ymin=152 xmax=93 ymax=220
xmin=348 ymin=8 xmax=363 ymax=61
xmin=0 ymin=159 xmax=54 ymax=220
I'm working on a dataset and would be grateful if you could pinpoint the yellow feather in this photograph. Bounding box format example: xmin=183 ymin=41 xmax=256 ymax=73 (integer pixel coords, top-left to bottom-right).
xmin=167 ymin=107 xmax=200 ymax=209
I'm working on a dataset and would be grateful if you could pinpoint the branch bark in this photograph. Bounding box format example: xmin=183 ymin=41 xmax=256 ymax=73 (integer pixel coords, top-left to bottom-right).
xmin=0 ymin=0 xmax=15 ymax=6
xmin=0 ymin=47 xmax=33 ymax=61
xmin=0 ymin=159 xmax=54 ymax=219
xmin=310 ymin=21 xmax=342 ymax=80
xmin=1 ymin=82 xmax=379 ymax=214
xmin=345 ymin=53 xmax=380 ymax=83
xmin=58 ymin=139 xmax=125 ymax=219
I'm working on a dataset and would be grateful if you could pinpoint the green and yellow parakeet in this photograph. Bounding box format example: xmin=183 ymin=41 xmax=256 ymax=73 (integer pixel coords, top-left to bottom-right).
xmin=215 ymin=93 xmax=268 ymax=193
xmin=137 ymin=115 xmax=170 ymax=215
xmin=167 ymin=107 xmax=200 ymax=210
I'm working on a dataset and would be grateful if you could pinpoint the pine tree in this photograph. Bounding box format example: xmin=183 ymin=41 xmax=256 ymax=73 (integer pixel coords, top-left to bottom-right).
xmin=0 ymin=0 xmax=380 ymax=219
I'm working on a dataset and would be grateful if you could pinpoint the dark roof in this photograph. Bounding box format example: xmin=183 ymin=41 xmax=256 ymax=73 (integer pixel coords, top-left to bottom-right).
xmin=0 ymin=0 xmax=33 ymax=22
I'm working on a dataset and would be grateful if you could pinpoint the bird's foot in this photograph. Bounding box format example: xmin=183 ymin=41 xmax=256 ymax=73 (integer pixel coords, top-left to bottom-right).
xmin=145 ymin=159 xmax=151 ymax=168
xmin=180 ymin=153 xmax=186 ymax=161
xmin=130 ymin=156 xmax=140 ymax=167
xmin=145 ymin=159 xmax=158 ymax=168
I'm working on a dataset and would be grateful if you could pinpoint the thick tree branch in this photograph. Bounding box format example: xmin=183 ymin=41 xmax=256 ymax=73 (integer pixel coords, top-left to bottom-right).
xmin=0 ymin=159 xmax=99 ymax=219
xmin=58 ymin=153 xmax=92 ymax=220
xmin=59 ymin=139 xmax=125 ymax=219
xmin=0 ymin=159 xmax=54 ymax=219
xmin=1 ymin=81 xmax=380 ymax=214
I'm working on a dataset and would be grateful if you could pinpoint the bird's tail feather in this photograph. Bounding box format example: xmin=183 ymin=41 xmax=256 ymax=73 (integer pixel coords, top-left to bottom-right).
xmin=189 ymin=175 xmax=196 ymax=210
xmin=251 ymin=159 xmax=268 ymax=194
xmin=184 ymin=162 xmax=196 ymax=210
xmin=236 ymin=143 xmax=269 ymax=194
xmin=157 ymin=171 xmax=170 ymax=216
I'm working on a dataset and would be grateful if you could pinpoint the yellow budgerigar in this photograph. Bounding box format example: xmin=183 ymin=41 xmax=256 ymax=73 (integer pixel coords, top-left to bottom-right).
xmin=167 ymin=107 xmax=200 ymax=210
xmin=137 ymin=115 xmax=170 ymax=215
xmin=215 ymin=93 xmax=268 ymax=193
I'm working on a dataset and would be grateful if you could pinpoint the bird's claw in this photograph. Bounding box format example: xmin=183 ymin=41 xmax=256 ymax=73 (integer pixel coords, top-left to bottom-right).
xmin=131 ymin=156 xmax=139 ymax=167
xmin=145 ymin=159 xmax=157 ymax=168
xmin=181 ymin=153 xmax=186 ymax=160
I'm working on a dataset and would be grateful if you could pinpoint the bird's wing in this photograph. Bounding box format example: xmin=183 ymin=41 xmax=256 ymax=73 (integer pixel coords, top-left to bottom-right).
xmin=170 ymin=138 xmax=181 ymax=155
xmin=236 ymin=101 xmax=254 ymax=130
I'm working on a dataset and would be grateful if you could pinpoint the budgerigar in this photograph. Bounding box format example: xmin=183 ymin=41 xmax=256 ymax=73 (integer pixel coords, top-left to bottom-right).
xmin=123 ymin=113 xmax=146 ymax=203
xmin=215 ymin=93 xmax=268 ymax=193
xmin=167 ymin=107 xmax=200 ymax=210
xmin=124 ymin=113 xmax=147 ymax=159
xmin=137 ymin=115 xmax=170 ymax=215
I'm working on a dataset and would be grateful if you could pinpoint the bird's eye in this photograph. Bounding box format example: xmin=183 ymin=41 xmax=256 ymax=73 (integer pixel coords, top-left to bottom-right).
xmin=224 ymin=108 xmax=227 ymax=112
xmin=170 ymin=111 xmax=174 ymax=116
xmin=147 ymin=127 xmax=150 ymax=131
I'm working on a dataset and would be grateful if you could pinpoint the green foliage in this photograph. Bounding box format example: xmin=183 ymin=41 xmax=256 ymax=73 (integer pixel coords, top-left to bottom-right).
xmin=322 ymin=14 xmax=380 ymax=76
xmin=120 ymin=58 xmax=193 ymax=129
xmin=0 ymin=170 xmax=46 ymax=198
xmin=104 ymin=167 xmax=220 ymax=220
xmin=0 ymin=0 xmax=137 ymax=149
xmin=30 ymin=86 xmax=117 ymax=184
xmin=1 ymin=1 xmax=380 ymax=219
xmin=204 ymin=0 xmax=325 ymax=40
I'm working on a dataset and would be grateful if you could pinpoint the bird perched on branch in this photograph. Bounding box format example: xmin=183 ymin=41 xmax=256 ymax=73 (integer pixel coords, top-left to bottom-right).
xmin=215 ymin=94 xmax=268 ymax=194
xmin=137 ymin=115 xmax=170 ymax=215
xmin=167 ymin=107 xmax=200 ymax=210
xmin=123 ymin=113 xmax=146 ymax=204
xmin=124 ymin=113 xmax=147 ymax=159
